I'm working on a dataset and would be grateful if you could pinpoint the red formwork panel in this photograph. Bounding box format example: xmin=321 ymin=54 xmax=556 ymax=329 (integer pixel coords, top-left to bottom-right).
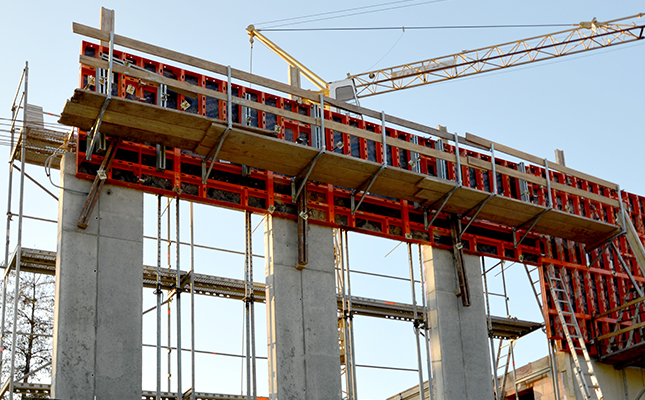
xmin=75 ymin=41 xmax=645 ymax=352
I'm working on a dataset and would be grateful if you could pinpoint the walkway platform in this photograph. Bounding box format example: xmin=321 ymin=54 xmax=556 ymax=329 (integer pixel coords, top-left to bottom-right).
xmin=59 ymin=89 xmax=621 ymax=248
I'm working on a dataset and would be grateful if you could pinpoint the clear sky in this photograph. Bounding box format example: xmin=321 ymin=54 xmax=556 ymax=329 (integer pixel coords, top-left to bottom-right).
xmin=0 ymin=1 xmax=644 ymax=399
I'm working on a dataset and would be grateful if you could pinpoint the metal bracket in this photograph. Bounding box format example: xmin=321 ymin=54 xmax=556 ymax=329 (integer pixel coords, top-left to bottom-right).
xmin=351 ymin=165 xmax=386 ymax=215
xmin=202 ymin=66 xmax=233 ymax=184
xmin=155 ymin=144 xmax=166 ymax=171
xmin=86 ymin=31 xmax=115 ymax=161
xmin=460 ymin=193 xmax=495 ymax=239
xmin=424 ymin=184 xmax=460 ymax=230
xmin=450 ymin=214 xmax=471 ymax=307
xmin=454 ymin=133 xmax=462 ymax=185
xmin=544 ymin=158 xmax=553 ymax=208
xmin=291 ymin=148 xmax=325 ymax=203
xmin=297 ymin=184 xmax=308 ymax=270
xmin=77 ymin=139 xmax=119 ymax=229
xmin=513 ymin=208 xmax=550 ymax=249
xmin=381 ymin=111 xmax=388 ymax=165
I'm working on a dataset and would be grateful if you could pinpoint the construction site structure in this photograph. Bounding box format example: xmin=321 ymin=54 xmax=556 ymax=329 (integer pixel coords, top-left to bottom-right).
xmin=1 ymin=7 xmax=645 ymax=400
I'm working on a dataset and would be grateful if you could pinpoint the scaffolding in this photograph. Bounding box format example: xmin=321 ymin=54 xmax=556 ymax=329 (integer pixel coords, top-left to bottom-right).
xmin=1 ymin=7 xmax=645 ymax=400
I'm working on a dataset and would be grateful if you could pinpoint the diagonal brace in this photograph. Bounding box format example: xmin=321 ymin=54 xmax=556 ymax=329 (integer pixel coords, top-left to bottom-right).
xmin=514 ymin=208 xmax=549 ymax=249
xmin=351 ymin=165 xmax=386 ymax=215
xmin=587 ymin=241 xmax=613 ymax=269
xmin=202 ymin=66 xmax=233 ymax=184
xmin=202 ymin=126 xmax=231 ymax=184
xmin=291 ymin=148 xmax=325 ymax=203
xmin=611 ymin=243 xmax=644 ymax=297
xmin=425 ymin=185 xmax=460 ymax=230
xmin=460 ymin=193 xmax=495 ymax=239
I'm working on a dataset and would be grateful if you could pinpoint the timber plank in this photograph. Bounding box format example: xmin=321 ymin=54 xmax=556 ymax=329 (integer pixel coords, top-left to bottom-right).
xmin=59 ymin=110 xmax=200 ymax=150
xmin=70 ymin=90 xmax=212 ymax=131
xmin=62 ymin=101 xmax=207 ymax=144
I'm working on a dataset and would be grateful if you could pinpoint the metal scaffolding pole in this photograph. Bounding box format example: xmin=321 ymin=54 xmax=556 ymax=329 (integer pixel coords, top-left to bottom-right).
xmin=0 ymin=66 xmax=25 ymax=381
xmin=499 ymin=261 xmax=519 ymax=400
xmin=407 ymin=243 xmax=426 ymax=399
xmin=175 ymin=199 xmax=182 ymax=400
xmin=417 ymin=245 xmax=434 ymax=400
xmin=482 ymin=257 xmax=500 ymax=400
xmin=190 ymin=202 xmax=196 ymax=400
xmin=9 ymin=60 xmax=28 ymax=400
xmin=336 ymin=229 xmax=353 ymax=400
xmin=549 ymin=338 xmax=561 ymax=400
xmin=156 ymin=195 xmax=162 ymax=400
xmin=244 ymin=211 xmax=257 ymax=399
xmin=167 ymin=197 xmax=172 ymax=393
xmin=343 ymin=230 xmax=358 ymax=400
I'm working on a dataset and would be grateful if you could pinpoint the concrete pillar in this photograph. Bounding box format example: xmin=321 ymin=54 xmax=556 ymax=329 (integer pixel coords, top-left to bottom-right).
xmin=423 ymin=246 xmax=493 ymax=400
xmin=265 ymin=216 xmax=342 ymax=400
xmin=52 ymin=153 xmax=143 ymax=399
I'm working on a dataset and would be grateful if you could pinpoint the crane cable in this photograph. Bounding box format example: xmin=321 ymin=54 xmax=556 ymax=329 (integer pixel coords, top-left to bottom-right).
xmin=254 ymin=0 xmax=449 ymax=29
xmin=259 ymin=23 xmax=576 ymax=32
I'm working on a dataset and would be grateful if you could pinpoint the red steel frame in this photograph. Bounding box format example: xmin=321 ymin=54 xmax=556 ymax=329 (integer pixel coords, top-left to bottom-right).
xmin=75 ymin=41 xmax=645 ymax=353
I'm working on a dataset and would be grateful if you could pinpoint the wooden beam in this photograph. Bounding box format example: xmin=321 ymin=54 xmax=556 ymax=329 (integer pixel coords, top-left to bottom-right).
xmin=465 ymin=132 xmax=618 ymax=190
xmin=99 ymin=7 xmax=114 ymax=48
xmin=597 ymin=321 xmax=645 ymax=341
xmin=551 ymin=181 xmax=620 ymax=208
xmin=467 ymin=156 xmax=619 ymax=207
xmin=595 ymin=295 xmax=645 ymax=319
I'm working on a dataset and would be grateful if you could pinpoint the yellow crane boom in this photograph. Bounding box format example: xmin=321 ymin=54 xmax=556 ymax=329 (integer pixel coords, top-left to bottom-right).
xmin=349 ymin=13 xmax=644 ymax=98
xmin=247 ymin=24 xmax=328 ymax=92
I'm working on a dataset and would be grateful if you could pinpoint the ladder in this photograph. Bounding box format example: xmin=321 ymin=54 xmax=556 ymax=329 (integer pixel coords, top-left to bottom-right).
xmin=494 ymin=339 xmax=517 ymax=400
xmin=547 ymin=267 xmax=603 ymax=400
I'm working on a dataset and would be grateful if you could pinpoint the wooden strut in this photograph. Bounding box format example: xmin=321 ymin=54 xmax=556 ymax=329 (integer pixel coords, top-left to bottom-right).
xmin=77 ymin=139 xmax=119 ymax=229
xmin=450 ymin=214 xmax=471 ymax=307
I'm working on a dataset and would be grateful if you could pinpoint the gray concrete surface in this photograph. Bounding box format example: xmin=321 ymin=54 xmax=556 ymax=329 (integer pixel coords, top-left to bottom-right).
xmin=52 ymin=153 xmax=143 ymax=400
xmin=423 ymin=246 xmax=493 ymax=400
xmin=265 ymin=216 xmax=341 ymax=400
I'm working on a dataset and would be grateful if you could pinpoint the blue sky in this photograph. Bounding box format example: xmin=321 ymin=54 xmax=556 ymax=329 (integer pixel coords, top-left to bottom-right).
xmin=1 ymin=1 xmax=644 ymax=398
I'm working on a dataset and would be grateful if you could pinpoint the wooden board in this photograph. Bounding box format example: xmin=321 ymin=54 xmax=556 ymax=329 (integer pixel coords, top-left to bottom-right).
xmin=59 ymin=89 xmax=622 ymax=246
xmin=465 ymin=132 xmax=618 ymax=190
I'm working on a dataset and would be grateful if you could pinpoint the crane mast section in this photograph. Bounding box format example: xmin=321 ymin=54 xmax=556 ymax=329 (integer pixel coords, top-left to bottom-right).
xmin=351 ymin=15 xmax=644 ymax=98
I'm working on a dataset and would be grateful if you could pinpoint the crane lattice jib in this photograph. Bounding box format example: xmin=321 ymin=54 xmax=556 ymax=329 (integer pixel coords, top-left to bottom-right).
xmin=351 ymin=14 xmax=644 ymax=98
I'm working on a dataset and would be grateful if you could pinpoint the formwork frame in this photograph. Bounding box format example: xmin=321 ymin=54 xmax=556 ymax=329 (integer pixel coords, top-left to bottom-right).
xmin=64 ymin=27 xmax=645 ymax=358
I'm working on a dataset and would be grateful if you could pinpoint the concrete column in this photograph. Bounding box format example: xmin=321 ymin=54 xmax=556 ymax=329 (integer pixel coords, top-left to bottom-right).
xmin=265 ymin=216 xmax=342 ymax=400
xmin=52 ymin=153 xmax=143 ymax=399
xmin=423 ymin=246 xmax=493 ymax=400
